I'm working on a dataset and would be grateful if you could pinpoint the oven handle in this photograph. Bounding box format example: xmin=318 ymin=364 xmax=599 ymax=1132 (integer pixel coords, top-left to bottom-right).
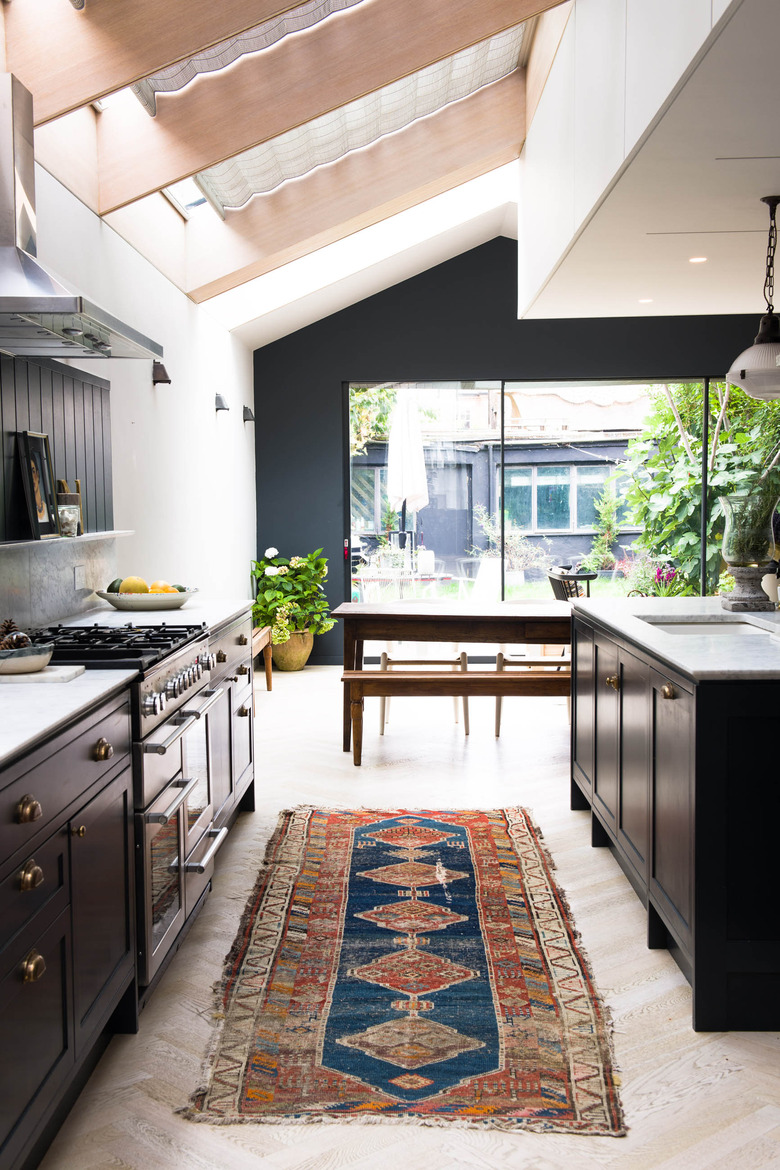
xmin=144 ymin=776 xmax=198 ymax=825
xmin=172 ymin=827 xmax=229 ymax=874
xmin=180 ymin=687 xmax=224 ymax=719
xmin=142 ymin=714 xmax=197 ymax=755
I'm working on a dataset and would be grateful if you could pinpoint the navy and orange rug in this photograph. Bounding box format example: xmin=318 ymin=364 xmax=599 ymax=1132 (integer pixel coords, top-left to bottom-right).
xmin=184 ymin=807 xmax=625 ymax=1135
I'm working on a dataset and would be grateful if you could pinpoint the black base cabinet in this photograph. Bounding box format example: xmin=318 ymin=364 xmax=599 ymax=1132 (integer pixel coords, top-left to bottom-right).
xmin=0 ymin=693 xmax=136 ymax=1170
xmin=572 ymin=613 xmax=779 ymax=1031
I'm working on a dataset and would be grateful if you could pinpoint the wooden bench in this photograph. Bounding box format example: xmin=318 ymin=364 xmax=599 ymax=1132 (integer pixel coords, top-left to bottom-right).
xmin=341 ymin=669 xmax=571 ymax=765
xmin=252 ymin=625 xmax=273 ymax=690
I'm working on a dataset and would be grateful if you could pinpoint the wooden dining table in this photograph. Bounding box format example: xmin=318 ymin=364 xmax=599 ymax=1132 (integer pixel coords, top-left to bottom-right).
xmin=332 ymin=600 xmax=572 ymax=751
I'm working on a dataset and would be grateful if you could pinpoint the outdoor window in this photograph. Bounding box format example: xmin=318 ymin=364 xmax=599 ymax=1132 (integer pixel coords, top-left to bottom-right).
xmin=503 ymin=464 xmax=615 ymax=532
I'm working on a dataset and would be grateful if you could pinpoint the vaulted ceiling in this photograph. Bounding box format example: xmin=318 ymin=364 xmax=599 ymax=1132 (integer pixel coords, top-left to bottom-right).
xmin=2 ymin=0 xmax=569 ymax=313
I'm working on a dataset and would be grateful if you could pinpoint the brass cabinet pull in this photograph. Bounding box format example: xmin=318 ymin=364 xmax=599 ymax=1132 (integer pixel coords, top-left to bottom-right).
xmin=237 ymin=664 xmax=249 ymax=676
xmin=605 ymin=674 xmax=619 ymax=691
xmin=661 ymin=683 xmax=676 ymax=700
xmin=93 ymin=736 xmax=114 ymax=761
xmin=238 ymin=633 xmax=248 ymax=646
xmin=22 ymin=950 xmax=46 ymax=983
xmin=226 ymin=675 xmax=239 ymax=683
xmin=216 ymin=649 xmax=227 ymax=663
xmin=16 ymin=795 xmax=42 ymax=824
xmin=71 ymin=825 xmax=87 ymax=838
xmin=238 ymin=705 xmax=251 ymax=717
xmin=19 ymin=859 xmax=44 ymax=891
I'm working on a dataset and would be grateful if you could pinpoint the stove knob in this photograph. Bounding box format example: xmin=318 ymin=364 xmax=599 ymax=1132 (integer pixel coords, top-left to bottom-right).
xmin=165 ymin=676 xmax=180 ymax=699
xmin=199 ymin=653 xmax=216 ymax=672
xmin=186 ymin=666 xmax=196 ymax=687
xmin=178 ymin=671 xmax=190 ymax=691
xmin=194 ymin=661 xmax=203 ymax=680
xmin=142 ymin=692 xmax=166 ymax=716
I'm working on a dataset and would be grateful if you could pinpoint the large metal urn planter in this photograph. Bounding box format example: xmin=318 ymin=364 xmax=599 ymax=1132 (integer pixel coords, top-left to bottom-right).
xmin=271 ymin=629 xmax=314 ymax=671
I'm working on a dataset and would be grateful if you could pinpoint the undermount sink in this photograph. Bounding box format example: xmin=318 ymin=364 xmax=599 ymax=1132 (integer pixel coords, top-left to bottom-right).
xmin=638 ymin=618 xmax=768 ymax=636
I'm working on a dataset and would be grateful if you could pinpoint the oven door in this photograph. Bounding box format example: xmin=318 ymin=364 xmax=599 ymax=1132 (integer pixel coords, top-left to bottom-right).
xmin=136 ymin=775 xmax=196 ymax=986
xmin=178 ymin=687 xmax=223 ymax=858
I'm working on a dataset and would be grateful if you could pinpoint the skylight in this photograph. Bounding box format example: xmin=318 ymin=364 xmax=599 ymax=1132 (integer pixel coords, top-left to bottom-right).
xmin=195 ymin=24 xmax=526 ymax=214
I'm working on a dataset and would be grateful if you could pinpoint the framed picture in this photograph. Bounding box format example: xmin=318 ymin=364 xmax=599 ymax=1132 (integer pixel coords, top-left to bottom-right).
xmin=17 ymin=431 xmax=60 ymax=539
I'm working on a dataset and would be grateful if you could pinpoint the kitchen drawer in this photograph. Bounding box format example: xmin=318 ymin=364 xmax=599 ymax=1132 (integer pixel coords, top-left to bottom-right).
xmin=209 ymin=613 xmax=252 ymax=679
xmin=0 ymin=699 xmax=131 ymax=863
xmin=0 ymin=832 xmax=68 ymax=955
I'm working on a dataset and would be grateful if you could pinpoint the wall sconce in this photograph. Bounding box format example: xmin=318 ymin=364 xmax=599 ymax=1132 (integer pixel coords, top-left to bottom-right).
xmin=215 ymin=393 xmax=230 ymax=412
xmin=727 ymin=195 xmax=780 ymax=399
xmin=152 ymin=361 xmax=171 ymax=385
xmin=243 ymin=406 xmax=256 ymax=422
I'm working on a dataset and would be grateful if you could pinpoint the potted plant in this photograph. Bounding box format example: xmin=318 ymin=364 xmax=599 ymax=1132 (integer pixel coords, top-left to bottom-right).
xmin=251 ymin=547 xmax=336 ymax=670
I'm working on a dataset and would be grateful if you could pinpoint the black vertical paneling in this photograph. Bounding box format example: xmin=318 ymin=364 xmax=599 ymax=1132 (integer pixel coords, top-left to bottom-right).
xmin=92 ymin=384 xmax=105 ymax=531
xmin=0 ymin=356 xmax=111 ymax=543
xmin=101 ymin=387 xmax=113 ymax=530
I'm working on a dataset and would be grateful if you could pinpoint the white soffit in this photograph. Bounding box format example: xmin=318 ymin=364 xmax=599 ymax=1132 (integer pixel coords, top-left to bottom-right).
xmin=203 ymin=163 xmax=519 ymax=348
xmin=523 ymin=0 xmax=780 ymax=319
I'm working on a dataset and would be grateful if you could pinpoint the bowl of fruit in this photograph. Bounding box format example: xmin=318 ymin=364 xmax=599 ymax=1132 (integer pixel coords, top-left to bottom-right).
xmin=96 ymin=577 xmax=198 ymax=611
xmin=0 ymin=619 xmax=54 ymax=674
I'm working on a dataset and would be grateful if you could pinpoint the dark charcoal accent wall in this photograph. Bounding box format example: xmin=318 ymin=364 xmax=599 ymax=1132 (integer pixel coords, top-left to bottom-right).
xmin=1 ymin=355 xmax=112 ymax=542
xmin=253 ymin=237 xmax=758 ymax=663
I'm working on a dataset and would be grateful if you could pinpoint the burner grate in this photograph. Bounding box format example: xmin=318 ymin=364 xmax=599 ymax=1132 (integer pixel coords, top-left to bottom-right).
xmin=29 ymin=622 xmax=207 ymax=669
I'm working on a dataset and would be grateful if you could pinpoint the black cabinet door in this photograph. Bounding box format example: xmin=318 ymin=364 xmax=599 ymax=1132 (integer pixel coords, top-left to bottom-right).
xmin=571 ymin=622 xmax=595 ymax=797
xmin=617 ymin=650 xmax=651 ymax=881
xmin=593 ymin=634 xmax=620 ymax=832
xmin=0 ymin=908 xmax=72 ymax=1164
xmin=649 ymin=672 xmax=694 ymax=949
xmin=70 ymin=766 xmax=134 ymax=1058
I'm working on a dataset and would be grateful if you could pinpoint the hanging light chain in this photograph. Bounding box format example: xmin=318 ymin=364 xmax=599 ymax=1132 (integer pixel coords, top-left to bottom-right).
xmin=763 ymin=196 xmax=779 ymax=312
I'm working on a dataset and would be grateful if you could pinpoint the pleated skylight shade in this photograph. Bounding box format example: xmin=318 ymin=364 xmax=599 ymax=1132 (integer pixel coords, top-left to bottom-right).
xmin=195 ymin=24 xmax=526 ymax=213
xmin=132 ymin=0 xmax=365 ymax=116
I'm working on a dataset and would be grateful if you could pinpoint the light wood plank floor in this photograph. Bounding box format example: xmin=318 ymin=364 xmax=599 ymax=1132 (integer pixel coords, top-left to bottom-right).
xmin=39 ymin=666 xmax=780 ymax=1170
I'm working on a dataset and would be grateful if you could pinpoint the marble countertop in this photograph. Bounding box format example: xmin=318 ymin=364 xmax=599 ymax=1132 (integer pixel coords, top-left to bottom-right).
xmin=0 ymin=669 xmax=138 ymax=769
xmin=0 ymin=597 xmax=253 ymax=770
xmin=573 ymin=596 xmax=780 ymax=680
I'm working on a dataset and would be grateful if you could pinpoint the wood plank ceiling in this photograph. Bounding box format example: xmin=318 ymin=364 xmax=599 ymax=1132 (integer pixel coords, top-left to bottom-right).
xmin=2 ymin=0 xmax=569 ymax=302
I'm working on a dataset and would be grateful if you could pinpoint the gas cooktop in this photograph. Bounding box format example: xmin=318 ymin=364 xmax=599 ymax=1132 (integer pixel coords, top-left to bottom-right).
xmin=29 ymin=622 xmax=208 ymax=671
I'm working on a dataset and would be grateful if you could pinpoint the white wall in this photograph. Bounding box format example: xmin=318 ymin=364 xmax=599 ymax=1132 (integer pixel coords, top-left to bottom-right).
xmin=518 ymin=0 xmax=737 ymax=316
xmin=33 ymin=167 xmax=257 ymax=600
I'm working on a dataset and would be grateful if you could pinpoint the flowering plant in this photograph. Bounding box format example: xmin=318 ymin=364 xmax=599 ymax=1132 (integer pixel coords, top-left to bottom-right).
xmin=251 ymin=547 xmax=336 ymax=645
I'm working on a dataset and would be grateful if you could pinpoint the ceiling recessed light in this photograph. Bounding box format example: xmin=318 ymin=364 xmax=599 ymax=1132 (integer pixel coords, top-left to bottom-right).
xmin=638 ymin=298 xmax=653 ymax=304
xmin=689 ymin=256 xmax=708 ymax=263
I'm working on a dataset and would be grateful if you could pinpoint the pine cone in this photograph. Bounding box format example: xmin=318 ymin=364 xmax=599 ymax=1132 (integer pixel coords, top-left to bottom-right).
xmin=0 ymin=618 xmax=19 ymax=636
xmin=0 ymin=631 xmax=31 ymax=650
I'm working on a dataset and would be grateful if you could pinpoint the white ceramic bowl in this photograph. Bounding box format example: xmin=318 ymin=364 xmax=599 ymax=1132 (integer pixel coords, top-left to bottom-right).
xmin=96 ymin=589 xmax=198 ymax=612
xmin=0 ymin=642 xmax=54 ymax=674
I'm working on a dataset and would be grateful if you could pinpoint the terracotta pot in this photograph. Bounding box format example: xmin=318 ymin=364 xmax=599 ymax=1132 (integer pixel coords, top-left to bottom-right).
xmin=271 ymin=629 xmax=314 ymax=671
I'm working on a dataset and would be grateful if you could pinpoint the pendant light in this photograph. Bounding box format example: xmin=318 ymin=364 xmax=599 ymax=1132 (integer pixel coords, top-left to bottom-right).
xmin=727 ymin=195 xmax=780 ymax=399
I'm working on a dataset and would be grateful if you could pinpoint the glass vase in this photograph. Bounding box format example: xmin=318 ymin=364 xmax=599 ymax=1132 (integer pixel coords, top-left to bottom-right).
xmin=720 ymin=491 xmax=778 ymax=566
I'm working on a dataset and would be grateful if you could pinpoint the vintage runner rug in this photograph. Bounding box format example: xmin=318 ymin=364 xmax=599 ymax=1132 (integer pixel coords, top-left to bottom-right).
xmin=184 ymin=807 xmax=625 ymax=1134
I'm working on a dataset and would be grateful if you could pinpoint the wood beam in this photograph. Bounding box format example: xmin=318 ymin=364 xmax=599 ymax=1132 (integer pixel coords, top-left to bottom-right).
xmin=3 ymin=0 xmax=306 ymax=125
xmin=184 ymin=71 xmax=524 ymax=301
xmin=95 ymin=0 xmax=565 ymax=214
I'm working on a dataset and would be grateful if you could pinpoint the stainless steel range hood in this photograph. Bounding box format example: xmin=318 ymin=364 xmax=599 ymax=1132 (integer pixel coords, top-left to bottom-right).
xmin=0 ymin=74 xmax=163 ymax=360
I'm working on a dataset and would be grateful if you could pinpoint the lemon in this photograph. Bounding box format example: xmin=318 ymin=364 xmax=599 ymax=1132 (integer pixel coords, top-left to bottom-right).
xmin=119 ymin=576 xmax=150 ymax=594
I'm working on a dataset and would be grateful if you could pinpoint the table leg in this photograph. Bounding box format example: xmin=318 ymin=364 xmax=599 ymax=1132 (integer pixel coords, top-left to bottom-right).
xmin=351 ymin=693 xmax=364 ymax=766
xmin=343 ymin=624 xmax=358 ymax=751
xmin=262 ymin=643 xmax=273 ymax=690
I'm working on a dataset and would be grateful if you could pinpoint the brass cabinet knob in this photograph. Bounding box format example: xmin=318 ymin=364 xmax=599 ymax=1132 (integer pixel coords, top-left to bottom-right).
xmin=238 ymin=633 xmax=248 ymax=646
xmin=21 ymin=950 xmax=46 ymax=983
xmin=226 ymin=675 xmax=239 ymax=683
xmin=237 ymin=664 xmax=249 ymax=676
xmin=216 ymin=649 xmax=227 ymax=663
xmin=16 ymin=795 xmax=42 ymax=824
xmin=71 ymin=825 xmax=87 ymax=838
xmin=238 ymin=705 xmax=251 ymax=717
xmin=605 ymin=674 xmax=620 ymax=691
xmin=19 ymin=859 xmax=44 ymax=891
xmin=661 ymin=683 xmax=676 ymax=700
xmin=93 ymin=736 xmax=114 ymax=761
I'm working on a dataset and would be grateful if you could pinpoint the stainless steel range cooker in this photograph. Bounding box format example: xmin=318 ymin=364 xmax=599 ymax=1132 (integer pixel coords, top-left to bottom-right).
xmin=30 ymin=621 xmax=235 ymax=987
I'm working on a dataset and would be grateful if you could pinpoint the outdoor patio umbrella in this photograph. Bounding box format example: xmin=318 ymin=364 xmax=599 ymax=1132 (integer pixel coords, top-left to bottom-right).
xmin=386 ymin=387 xmax=429 ymax=547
